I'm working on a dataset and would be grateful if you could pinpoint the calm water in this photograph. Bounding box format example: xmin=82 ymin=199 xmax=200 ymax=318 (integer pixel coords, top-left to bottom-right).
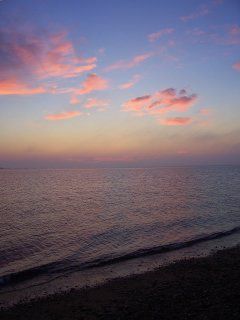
xmin=0 ymin=166 xmax=240 ymax=289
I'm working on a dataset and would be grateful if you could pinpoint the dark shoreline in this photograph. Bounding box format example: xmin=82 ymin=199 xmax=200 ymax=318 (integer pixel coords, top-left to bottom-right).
xmin=1 ymin=246 xmax=240 ymax=320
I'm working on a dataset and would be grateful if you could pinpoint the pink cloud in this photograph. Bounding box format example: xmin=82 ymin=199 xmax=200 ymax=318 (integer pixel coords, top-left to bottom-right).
xmin=45 ymin=110 xmax=82 ymax=121
xmin=0 ymin=79 xmax=46 ymax=95
xmin=105 ymin=53 xmax=152 ymax=71
xmin=148 ymin=28 xmax=174 ymax=42
xmin=119 ymin=74 xmax=141 ymax=89
xmin=0 ymin=28 xmax=97 ymax=96
xmin=168 ymin=95 xmax=197 ymax=111
xmin=160 ymin=117 xmax=192 ymax=126
xmin=35 ymin=32 xmax=97 ymax=79
xmin=181 ymin=5 xmax=209 ymax=22
xmin=84 ymin=98 xmax=109 ymax=109
xmin=63 ymin=64 xmax=96 ymax=78
xmin=232 ymin=61 xmax=240 ymax=71
xmin=123 ymin=88 xmax=197 ymax=124
xmin=75 ymin=74 xmax=108 ymax=95
xmin=123 ymin=88 xmax=197 ymax=115
xmin=123 ymin=95 xmax=152 ymax=111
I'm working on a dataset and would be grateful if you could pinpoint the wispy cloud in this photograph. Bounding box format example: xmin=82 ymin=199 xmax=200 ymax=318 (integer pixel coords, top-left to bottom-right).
xmin=232 ymin=61 xmax=240 ymax=71
xmin=74 ymin=73 xmax=108 ymax=95
xmin=119 ymin=74 xmax=142 ymax=89
xmin=45 ymin=110 xmax=82 ymax=121
xmin=35 ymin=32 xmax=97 ymax=79
xmin=160 ymin=117 xmax=192 ymax=126
xmin=84 ymin=98 xmax=109 ymax=110
xmin=215 ymin=24 xmax=240 ymax=46
xmin=105 ymin=53 xmax=152 ymax=71
xmin=187 ymin=24 xmax=240 ymax=47
xmin=181 ymin=5 xmax=209 ymax=22
xmin=148 ymin=28 xmax=174 ymax=42
xmin=0 ymin=28 xmax=97 ymax=95
xmin=0 ymin=79 xmax=46 ymax=95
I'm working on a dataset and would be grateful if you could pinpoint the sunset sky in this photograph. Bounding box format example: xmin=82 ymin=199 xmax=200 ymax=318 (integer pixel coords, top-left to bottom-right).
xmin=0 ymin=0 xmax=240 ymax=168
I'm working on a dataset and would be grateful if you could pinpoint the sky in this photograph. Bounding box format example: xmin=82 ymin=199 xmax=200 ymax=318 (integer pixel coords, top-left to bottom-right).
xmin=0 ymin=0 xmax=240 ymax=168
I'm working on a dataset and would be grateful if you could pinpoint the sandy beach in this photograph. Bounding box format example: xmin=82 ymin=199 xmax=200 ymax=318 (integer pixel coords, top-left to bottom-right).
xmin=1 ymin=245 xmax=240 ymax=320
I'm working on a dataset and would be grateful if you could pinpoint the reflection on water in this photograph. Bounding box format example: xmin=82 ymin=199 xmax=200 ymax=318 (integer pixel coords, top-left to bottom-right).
xmin=0 ymin=166 xmax=240 ymax=284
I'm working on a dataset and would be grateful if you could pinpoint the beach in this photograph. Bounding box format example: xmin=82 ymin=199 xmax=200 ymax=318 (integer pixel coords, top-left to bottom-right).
xmin=1 ymin=245 xmax=240 ymax=320
xmin=1 ymin=0 xmax=240 ymax=318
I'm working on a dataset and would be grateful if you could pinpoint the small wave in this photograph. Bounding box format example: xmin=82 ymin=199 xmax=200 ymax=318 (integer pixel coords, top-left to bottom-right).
xmin=1 ymin=225 xmax=240 ymax=289
xmin=78 ymin=225 xmax=240 ymax=270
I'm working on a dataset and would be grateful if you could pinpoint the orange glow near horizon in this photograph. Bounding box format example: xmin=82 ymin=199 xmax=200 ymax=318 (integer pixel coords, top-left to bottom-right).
xmin=0 ymin=0 xmax=239 ymax=167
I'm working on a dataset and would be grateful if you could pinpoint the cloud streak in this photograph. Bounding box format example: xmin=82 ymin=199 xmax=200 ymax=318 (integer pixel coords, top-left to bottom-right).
xmin=148 ymin=28 xmax=174 ymax=42
xmin=0 ymin=79 xmax=46 ymax=95
xmin=105 ymin=53 xmax=152 ymax=71
xmin=160 ymin=117 xmax=192 ymax=126
xmin=119 ymin=74 xmax=141 ymax=89
xmin=84 ymin=98 xmax=109 ymax=110
xmin=45 ymin=110 xmax=82 ymax=121
xmin=181 ymin=5 xmax=209 ymax=22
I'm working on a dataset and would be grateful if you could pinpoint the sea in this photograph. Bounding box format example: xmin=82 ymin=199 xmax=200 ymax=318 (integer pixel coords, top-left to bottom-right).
xmin=0 ymin=166 xmax=240 ymax=306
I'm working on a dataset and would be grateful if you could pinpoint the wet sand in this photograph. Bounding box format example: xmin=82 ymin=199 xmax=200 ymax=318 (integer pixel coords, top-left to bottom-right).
xmin=1 ymin=246 xmax=240 ymax=320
